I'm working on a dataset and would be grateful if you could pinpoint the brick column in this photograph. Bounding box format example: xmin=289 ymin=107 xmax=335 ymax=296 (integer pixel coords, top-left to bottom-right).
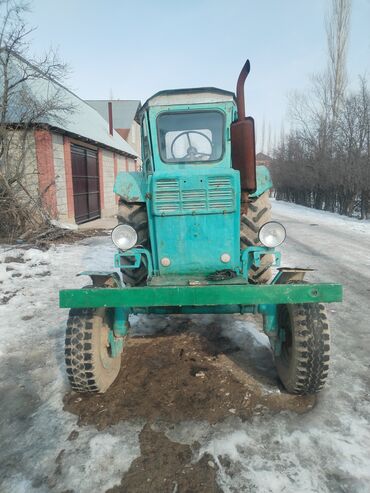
xmin=98 ymin=148 xmax=105 ymax=210
xmin=35 ymin=129 xmax=57 ymax=218
xmin=63 ymin=136 xmax=75 ymax=220
xmin=113 ymin=152 xmax=118 ymax=204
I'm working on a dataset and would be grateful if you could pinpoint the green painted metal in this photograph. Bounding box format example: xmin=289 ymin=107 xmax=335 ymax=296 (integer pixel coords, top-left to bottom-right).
xmin=148 ymin=274 xmax=249 ymax=286
xmin=258 ymin=304 xmax=278 ymax=333
xmin=113 ymin=171 xmax=146 ymax=202
xmin=114 ymin=248 xmax=155 ymax=277
xmin=140 ymin=101 xmax=241 ymax=276
xmin=148 ymin=169 xmax=241 ymax=275
xmin=108 ymin=330 xmax=123 ymax=358
xmin=60 ymin=283 xmax=343 ymax=309
xmin=108 ymin=307 xmax=131 ymax=358
xmin=113 ymin=307 xmax=130 ymax=337
xmin=258 ymin=303 xmax=280 ymax=355
xmin=131 ymin=305 xmax=257 ymax=315
xmin=241 ymin=246 xmax=281 ymax=279
xmin=147 ymin=102 xmax=235 ymax=172
xmin=151 ymin=171 xmax=238 ymax=217
xmin=249 ymin=165 xmax=273 ymax=198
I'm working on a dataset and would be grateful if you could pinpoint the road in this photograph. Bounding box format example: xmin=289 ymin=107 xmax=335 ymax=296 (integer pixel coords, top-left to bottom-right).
xmin=0 ymin=200 xmax=369 ymax=493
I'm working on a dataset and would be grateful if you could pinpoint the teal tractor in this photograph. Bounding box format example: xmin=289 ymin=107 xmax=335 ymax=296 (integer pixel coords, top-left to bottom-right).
xmin=60 ymin=61 xmax=342 ymax=395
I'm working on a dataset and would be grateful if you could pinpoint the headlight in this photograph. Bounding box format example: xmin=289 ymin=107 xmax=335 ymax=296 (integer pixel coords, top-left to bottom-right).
xmin=258 ymin=221 xmax=286 ymax=248
xmin=111 ymin=224 xmax=137 ymax=251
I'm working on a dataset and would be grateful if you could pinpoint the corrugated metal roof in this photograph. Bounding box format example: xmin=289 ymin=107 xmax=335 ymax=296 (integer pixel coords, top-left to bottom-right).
xmin=86 ymin=100 xmax=141 ymax=130
xmin=1 ymin=52 xmax=138 ymax=158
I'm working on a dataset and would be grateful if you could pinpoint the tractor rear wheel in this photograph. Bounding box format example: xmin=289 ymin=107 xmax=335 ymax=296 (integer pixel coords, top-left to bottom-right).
xmin=65 ymin=307 xmax=121 ymax=393
xmin=275 ymin=302 xmax=330 ymax=394
xmin=240 ymin=190 xmax=273 ymax=283
xmin=117 ymin=200 xmax=149 ymax=286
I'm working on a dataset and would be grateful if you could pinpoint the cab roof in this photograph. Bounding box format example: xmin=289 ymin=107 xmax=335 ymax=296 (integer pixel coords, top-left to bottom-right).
xmin=137 ymin=87 xmax=235 ymax=122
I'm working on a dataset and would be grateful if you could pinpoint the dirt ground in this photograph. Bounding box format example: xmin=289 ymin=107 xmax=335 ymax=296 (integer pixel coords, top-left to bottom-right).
xmin=64 ymin=321 xmax=315 ymax=492
xmin=106 ymin=425 xmax=221 ymax=493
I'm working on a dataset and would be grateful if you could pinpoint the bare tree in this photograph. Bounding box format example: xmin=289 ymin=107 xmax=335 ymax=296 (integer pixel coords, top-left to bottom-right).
xmin=273 ymin=78 xmax=369 ymax=218
xmin=326 ymin=0 xmax=351 ymax=120
xmin=270 ymin=0 xmax=370 ymax=219
xmin=260 ymin=118 xmax=265 ymax=153
xmin=267 ymin=122 xmax=272 ymax=156
xmin=0 ymin=0 xmax=73 ymax=238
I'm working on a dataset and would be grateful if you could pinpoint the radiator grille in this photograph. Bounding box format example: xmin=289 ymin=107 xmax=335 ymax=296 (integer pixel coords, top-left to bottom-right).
xmin=154 ymin=176 xmax=235 ymax=215
xmin=154 ymin=179 xmax=180 ymax=212
xmin=208 ymin=177 xmax=234 ymax=209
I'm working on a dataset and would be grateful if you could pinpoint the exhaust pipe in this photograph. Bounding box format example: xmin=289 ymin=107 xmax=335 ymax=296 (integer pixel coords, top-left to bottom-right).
xmin=236 ymin=59 xmax=250 ymax=121
xmin=231 ymin=59 xmax=257 ymax=194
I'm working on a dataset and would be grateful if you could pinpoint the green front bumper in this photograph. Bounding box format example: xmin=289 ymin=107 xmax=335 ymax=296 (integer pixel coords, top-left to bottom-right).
xmin=59 ymin=283 xmax=342 ymax=309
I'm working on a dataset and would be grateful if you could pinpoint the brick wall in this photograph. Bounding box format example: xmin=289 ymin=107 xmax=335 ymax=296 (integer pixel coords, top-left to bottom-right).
xmin=125 ymin=121 xmax=141 ymax=158
xmin=31 ymin=130 xmax=137 ymax=223
xmin=101 ymin=149 xmax=116 ymax=216
xmin=117 ymin=155 xmax=127 ymax=173
xmin=62 ymin=137 xmax=75 ymax=222
xmin=52 ymin=134 xmax=69 ymax=221
xmin=127 ymin=157 xmax=137 ymax=171
xmin=10 ymin=130 xmax=39 ymax=199
xmin=34 ymin=129 xmax=57 ymax=218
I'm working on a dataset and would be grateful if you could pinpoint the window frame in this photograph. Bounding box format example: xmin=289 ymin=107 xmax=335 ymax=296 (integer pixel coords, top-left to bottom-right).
xmin=156 ymin=109 xmax=226 ymax=165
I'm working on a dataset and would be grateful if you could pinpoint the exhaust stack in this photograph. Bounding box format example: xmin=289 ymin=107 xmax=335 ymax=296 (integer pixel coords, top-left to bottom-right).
xmin=231 ymin=59 xmax=257 ymax=193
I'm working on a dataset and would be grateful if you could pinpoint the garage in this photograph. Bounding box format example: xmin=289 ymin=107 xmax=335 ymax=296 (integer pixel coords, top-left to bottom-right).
xmin=71 ymin=144 xmax=100 ymax=224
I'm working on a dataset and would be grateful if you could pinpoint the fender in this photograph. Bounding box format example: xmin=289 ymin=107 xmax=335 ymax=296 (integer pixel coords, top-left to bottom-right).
xmin=113 ymin=171 xmax=146 ymax=202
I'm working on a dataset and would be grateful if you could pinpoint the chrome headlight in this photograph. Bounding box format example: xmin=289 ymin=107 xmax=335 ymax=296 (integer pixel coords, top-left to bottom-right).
xmin=258 ymin=221 xmax=286 ymax=248
xmin=111 ymin=224 xmax=137 ymax=251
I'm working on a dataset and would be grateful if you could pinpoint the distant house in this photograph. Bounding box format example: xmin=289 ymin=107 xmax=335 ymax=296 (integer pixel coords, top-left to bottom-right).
xmin=86 ymin=100 xmax=141 ymax=158
xmin=256 ymin=152 xmax=272 ymax=167
xmin=1 ymin=51 xmax=138 ymax=225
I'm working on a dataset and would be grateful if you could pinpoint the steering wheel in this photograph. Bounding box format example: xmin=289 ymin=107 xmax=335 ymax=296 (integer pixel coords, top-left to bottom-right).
xmin=170 ymin=130 xmax=213 ymax=160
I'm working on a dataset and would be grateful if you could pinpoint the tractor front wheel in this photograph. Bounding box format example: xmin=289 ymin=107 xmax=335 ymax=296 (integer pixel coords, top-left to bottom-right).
xmin=275 ymin=302 xmax=330 ymax=394
xmin=240 ymin=190 xmax=273 ymax=283
xmin=117 ymin=200 xmax=149 ymax=286
xmin=65 ymin=307 xmax=121 ymax=393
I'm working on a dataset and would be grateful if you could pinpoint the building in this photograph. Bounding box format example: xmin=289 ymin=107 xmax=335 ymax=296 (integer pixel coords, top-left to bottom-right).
xmin=256 ymin=152 xmax=273 ymax=167
xmin=86 ymin=100 xmax=141 ymax=158
xmin=1 ymin=51 xmax=138 ymax=225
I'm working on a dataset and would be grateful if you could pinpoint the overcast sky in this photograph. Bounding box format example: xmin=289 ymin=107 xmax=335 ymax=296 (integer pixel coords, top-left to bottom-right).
xmin=26 ymin=0 xmax=370 ymax=150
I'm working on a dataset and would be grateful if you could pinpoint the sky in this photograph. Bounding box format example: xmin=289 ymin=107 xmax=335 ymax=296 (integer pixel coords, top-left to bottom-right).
xmin=25 ymin=0 xmax=370 ymax=151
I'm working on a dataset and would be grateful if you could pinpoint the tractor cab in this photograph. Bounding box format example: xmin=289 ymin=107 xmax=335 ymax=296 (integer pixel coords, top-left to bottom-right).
xmin=138 ymin=88 xmax=236 ymax=173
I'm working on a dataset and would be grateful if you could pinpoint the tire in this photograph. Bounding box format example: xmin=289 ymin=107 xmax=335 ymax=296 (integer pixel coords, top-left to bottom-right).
xmin=240 ymin=190 xmax=273 ymax=283
xmin=65 ymin=307 xmax=121 ymax=393
xmin=275 ymin=301 xmax=330 ymax=394
xmin=117 ymin=200 xmax=149 ymax=286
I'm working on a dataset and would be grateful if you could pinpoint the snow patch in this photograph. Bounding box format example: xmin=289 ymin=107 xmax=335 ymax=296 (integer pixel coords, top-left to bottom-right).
xmin=0 ymin=238 xmax=141 ymax=493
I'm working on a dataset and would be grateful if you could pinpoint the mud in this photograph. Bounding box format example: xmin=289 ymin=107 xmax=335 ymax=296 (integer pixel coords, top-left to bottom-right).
xmin=64 ymin=328 xmax=315 ymax=428
xmin=63 ymin=322 xmax=315 ymax=492
xmin=106 ymin=425 xmax=221 ymax=493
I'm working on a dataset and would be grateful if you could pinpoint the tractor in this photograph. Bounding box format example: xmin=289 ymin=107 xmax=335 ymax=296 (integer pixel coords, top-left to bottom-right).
xmin=60 ymin=60 xmax=342 ymax=395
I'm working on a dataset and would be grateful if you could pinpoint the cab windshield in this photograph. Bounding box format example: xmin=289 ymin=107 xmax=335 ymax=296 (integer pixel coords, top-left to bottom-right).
xmin=157 ymin=111 xmax=224 ymax=163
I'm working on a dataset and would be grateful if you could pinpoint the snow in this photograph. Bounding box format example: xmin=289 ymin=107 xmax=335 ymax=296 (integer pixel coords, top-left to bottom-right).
xmin=1 ymin=200 xmax=370 ymax=492
xmin=0 ymin=241 xmax=143 ymax=492
xmin=271 ymin=198 xmax=370 ymax=237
